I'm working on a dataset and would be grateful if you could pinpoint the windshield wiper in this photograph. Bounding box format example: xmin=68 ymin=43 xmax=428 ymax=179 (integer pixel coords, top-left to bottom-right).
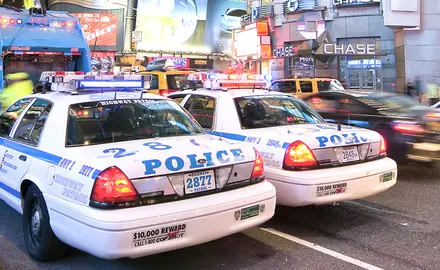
xmin=0 ymin=4 xmax=21 ymax=12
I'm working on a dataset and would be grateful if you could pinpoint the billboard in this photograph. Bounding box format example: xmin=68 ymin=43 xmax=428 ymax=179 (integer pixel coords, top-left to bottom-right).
xmin=73 ymin=13 xmax=117 ymax=48
xmin=135 ymin=0 xmax=247 ymax=53
xmin=136 ymin=0 xmax=208 ymax=51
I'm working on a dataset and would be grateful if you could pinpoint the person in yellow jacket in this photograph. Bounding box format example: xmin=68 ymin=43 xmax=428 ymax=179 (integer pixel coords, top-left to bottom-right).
xmin=1 ymin=72 xmax=34 ymax=111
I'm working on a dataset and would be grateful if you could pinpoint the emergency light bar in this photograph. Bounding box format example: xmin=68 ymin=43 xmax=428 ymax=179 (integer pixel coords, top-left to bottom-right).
xmin=39 ymin=71 xmax=151 ymax=94
xmin=77 ymin=80 xmax=144 ymax=89
xmin=187 ymin=72 xmax=270 ymax=90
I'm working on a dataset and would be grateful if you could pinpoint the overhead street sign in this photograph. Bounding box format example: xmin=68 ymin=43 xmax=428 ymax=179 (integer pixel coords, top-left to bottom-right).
xmin=132 ymin=31 xmax=142 ymax=42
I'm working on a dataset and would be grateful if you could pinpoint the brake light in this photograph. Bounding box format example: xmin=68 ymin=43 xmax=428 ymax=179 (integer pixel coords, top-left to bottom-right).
xmin=311 ymin=97 xmax=320 ymax=104
xmin=393 ymin=123 xmax=424 ymax=134
xmin=91 ymin=166 xmax=139 ymax=203
xmin=426 ymin=112 xmax=440 ymax=119
xmin=251 ymin=148 xmax=264 ymax=179
xmin=283 ymin=141 xmax=317 ymax=169
xmin=159 ymin=89 xmax=179 ymax=97
xmin=380 ymin=135 xmax=387 ymax=156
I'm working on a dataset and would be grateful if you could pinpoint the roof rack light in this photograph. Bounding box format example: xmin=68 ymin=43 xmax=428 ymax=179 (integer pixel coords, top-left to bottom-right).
xmin=77 ymin=80 xmax=144 ymax=89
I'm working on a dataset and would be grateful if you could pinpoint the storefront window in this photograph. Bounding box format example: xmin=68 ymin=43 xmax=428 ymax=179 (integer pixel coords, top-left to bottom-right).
xmin=287 ymin=56 xmax=315 ymax=78
xmin=338 ymin=37 xmax=383 ymax=91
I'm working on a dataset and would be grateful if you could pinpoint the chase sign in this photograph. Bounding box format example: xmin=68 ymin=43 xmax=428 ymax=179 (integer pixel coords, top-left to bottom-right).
xmin=333 ymin=0 xmax=381 ymax=7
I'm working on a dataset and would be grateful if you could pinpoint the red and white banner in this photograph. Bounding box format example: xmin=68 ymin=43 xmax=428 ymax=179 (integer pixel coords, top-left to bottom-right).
xmin=73 ymin=13 xmax=117 ymax=47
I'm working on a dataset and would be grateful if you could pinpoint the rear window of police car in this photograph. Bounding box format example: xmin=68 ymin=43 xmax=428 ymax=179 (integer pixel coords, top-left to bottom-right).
xmin=234 ymin=95 xmax=324 ymax=129
xmin=66 ymin=99 xmax=204 ymax=146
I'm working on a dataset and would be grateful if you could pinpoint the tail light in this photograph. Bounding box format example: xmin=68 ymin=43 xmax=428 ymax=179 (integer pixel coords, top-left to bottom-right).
xmin=311 ymin=97 xmax=320 ymax=104
xmin=159 ymin=89 xmax=179 ymax=97
xmin=91 ymin=166 xmax=139 ymax=204
xmin=251 ymin=148 xmax=264 ymax=179
xmin=425 ymin=112 xmax=440 ymax=119
xmin=393 ymin=123 xmax=424 ymax=135
xmin=379 ymin=135 xmax=387 ymax=156
xmin=283 ymin=141 xmax=317 ymax=170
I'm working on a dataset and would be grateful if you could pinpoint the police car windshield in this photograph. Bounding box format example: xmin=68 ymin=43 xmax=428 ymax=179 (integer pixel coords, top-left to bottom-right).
xmin=234 ymin=95 xmax=325 ymax=129
xmin=66 ymin=99 xmax=204 ymax=146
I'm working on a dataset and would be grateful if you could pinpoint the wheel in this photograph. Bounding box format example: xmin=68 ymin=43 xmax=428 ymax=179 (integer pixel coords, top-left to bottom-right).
xmin=23 ymin=184 xmax=68 ymax=261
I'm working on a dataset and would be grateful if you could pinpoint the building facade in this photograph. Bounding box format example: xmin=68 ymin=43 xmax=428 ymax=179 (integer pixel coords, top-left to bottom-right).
xmin=239 ymin=0 xmax=399 ymax=91
xmin=320 ymin=0 xmax=396 ymax=92
xmin=393 ymin=0 xmax=440 ymax=93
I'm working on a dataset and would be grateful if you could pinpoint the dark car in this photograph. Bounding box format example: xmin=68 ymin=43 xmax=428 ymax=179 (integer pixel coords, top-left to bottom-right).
xmin=304 ymin=91 xmax=440 ymax=164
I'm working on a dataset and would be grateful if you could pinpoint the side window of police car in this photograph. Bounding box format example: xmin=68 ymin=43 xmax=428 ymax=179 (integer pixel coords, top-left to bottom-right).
xmin=13 ymin=99 xmax=52 ymax=145
xmin=0 ymin=98 xmax=34 ymax=137
xmin=169 ymin=94 xmax=188 ymax=105
xmin=183 ymin=95 xmax=215 ymax=129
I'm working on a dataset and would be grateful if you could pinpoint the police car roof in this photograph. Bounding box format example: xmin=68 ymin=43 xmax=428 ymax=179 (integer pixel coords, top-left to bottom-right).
xmin=27 ymin=91 xmax=169 ymax=107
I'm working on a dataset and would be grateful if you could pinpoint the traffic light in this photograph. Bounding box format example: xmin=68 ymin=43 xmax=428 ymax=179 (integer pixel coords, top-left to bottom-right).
xmin=131 ymin=41 xmax=136 ymax=51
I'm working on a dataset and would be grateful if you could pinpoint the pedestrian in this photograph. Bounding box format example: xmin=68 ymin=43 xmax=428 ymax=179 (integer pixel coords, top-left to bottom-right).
xmin=427 ymin=78 xmax=439 ymax=106
xmin=414 ymin=76 xmax=427 ymax=105
xmin=1 ymin=72 xmax=34 ymax=111
xmin=406 ymin=80 xmax=415 ymax=97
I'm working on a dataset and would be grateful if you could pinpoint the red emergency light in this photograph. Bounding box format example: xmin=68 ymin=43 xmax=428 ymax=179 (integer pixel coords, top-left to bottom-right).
xmin=9 ymin=18 xmax=15 ymax=24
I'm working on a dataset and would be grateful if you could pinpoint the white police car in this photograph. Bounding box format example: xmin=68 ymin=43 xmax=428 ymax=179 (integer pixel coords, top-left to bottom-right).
xmin=0 ymin=72 xmax=276 ymax=261
xmin=169 ymin=73 xmax=398 ymax=207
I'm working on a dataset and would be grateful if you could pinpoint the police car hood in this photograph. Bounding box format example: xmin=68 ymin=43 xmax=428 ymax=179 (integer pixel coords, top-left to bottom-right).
xmin=69 ymin=135 xmax=255 ymax=179
xmin=246 ymin=123 xmax=381 ymax=149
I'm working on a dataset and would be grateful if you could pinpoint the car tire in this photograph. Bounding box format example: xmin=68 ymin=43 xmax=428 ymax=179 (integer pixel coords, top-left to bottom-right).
xmin=23 ymin=184 xmax=68 ymax=261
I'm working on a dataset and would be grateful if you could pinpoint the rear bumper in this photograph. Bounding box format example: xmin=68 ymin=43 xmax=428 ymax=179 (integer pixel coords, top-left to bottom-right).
xmin=407 ymin=142 xmax=440 ymax=162
xmin=45 ymin=181 xmax=276 ymax=259
xmin=265 ymin=158 xmax=397 ymax=207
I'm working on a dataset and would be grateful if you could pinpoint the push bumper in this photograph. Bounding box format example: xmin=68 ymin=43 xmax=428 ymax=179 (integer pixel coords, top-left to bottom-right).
xmin=44 ymin=181 xmax=276 ymax=259
xmin=265 ymin=158 xmax=397 ymax=207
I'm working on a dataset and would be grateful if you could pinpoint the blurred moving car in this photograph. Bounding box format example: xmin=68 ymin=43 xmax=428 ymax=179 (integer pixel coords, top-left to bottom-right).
xmin=304 ymin=91 xmax=440 ymax=164
xmin=221 ymin=8 xmax=247 ymax=34
xmin=270 ymin=77 xmax=345 ymax=99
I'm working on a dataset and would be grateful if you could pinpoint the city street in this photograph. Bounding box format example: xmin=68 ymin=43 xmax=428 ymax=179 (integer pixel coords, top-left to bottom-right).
xmin=1 ymin=163 xmax=439 ymax=270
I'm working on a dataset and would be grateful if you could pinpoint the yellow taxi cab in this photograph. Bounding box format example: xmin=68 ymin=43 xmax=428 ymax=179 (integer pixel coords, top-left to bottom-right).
xmin=269 ymin=77 xmax=345 ymax=99
xmin=137 ymin=59 xmax=200 ymax=97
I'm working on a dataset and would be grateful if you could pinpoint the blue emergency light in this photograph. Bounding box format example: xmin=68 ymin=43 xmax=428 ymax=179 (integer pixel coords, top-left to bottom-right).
xmin=208 ymin=74 xmax=217 ymax=80
xmin=77 ymin=80 xmax=144 ymax=89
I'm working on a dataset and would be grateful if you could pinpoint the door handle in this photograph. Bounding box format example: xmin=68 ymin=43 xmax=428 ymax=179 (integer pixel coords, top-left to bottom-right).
xmin=19 ymin=155 xmax=27 ymax=161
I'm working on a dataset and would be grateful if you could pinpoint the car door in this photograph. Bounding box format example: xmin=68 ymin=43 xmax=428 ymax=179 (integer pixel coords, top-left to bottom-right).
xmin=0 ymin=97 xmax=35 ymax=202
xmin=2 ymin=98 xmax=53 ymax=196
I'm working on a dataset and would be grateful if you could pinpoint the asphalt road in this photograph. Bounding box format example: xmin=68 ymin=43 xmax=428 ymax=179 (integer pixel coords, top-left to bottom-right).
xmin=1 ymin=163 xmax=439 ymax=270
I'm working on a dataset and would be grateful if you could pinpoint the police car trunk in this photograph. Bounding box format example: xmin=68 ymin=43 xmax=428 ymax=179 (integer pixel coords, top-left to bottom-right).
xmin=47 ymin=72 xmax=263 ymax=210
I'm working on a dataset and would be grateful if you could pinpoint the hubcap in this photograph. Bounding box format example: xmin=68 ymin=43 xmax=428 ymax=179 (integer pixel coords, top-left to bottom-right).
xmin=29 ymin=199 xmax=43 ymax=247
xmin=31 ymin=209 xmax=41 ymax=236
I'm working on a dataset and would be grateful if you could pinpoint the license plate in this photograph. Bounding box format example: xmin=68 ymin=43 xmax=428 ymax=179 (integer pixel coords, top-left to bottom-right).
xmin=240 ymin=205 xmax=260 ymax=220
xmin=342 ymin=146 xmax=360 ymax=163
xmin=184 ymin=170 xmax=215 ymax=194
xmin=380 ymin=172 xmax=393 ymax=183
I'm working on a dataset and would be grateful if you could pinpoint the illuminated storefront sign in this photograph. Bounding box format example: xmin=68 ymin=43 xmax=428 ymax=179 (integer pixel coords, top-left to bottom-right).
xmin=257 ymin=21 xmax=269 ymax=36
xmin=273 ymin=45 xmax=297 ymax=58
xmin=323 ymin=43 xmax=377 ymax=55
xmin=152 ymin=57 xmax=189 ymax=68
xmin=333 ymin=0 xmax=380 ymax=7
xmin=234 ymin=27 xmax=259 ymax=57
